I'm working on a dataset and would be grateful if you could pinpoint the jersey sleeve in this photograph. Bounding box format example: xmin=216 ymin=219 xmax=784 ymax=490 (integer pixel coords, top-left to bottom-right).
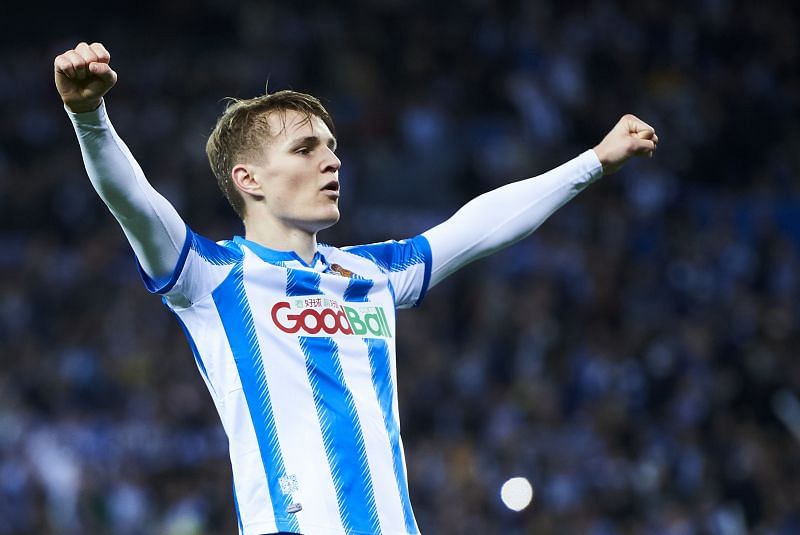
xmin=67 ymin=101 xmax=188 ymax=283
xmin=422 ymin=149 xmax=603 ymax=287
xmin=137 ymin=226 xmax=242 ymax=309
xmin=343 ymin=235 xmax=432 ymax=309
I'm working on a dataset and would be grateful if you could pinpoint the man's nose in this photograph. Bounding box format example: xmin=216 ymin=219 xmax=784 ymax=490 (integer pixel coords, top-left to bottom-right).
xmin=321 ymin=148 xmax=341 ymax=173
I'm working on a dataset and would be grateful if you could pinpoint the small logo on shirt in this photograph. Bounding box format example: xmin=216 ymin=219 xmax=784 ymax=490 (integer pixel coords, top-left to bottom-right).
xmin=329 ymin=263 xmax=355 ymax=278
xmin=279 ymin=474 xmax=302 ymax=515
xmin=279 ymin=474 xmax=299 ymax=495
xmin=271 ymin=297 xmax=392 ymax=338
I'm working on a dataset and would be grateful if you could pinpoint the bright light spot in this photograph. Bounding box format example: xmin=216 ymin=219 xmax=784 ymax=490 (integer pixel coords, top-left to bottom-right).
xmin=500 ymin=477 xmax=533 ymax=511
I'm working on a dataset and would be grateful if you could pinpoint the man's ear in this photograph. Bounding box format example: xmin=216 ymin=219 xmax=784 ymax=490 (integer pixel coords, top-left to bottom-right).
xmin=231 ymin=164 xmax=265 ymax=199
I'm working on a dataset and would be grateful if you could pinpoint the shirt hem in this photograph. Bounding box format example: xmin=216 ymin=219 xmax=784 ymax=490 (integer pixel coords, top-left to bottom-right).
xmin=243 ymin=521 xmax=419 ymax=535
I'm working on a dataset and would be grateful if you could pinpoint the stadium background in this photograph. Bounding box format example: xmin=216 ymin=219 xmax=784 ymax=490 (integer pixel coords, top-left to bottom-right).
xmin=1 ymin=0 xmax=799 ymax=533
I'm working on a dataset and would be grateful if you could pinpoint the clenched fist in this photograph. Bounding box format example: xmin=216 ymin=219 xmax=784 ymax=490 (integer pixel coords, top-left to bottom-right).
xmin=54 ymin=42 xmax=117 ymax=113
xmin=593 ymin=114 xmax=659 ymax=175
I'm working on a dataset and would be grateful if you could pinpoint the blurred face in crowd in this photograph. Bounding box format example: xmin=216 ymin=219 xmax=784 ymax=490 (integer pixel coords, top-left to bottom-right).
xmin=242 ymin=110 xmax=341 ymax=233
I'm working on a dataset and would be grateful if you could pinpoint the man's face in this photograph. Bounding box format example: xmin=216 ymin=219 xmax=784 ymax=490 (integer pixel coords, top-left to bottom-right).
xmin=248 ymin=109 xmax=341 ymax=233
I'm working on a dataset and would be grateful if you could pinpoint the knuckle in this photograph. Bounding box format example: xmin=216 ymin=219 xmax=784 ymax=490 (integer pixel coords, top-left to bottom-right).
xmin=90 ymin=42 xmax=110 ymax=59
xmin=76 ymin=48 xmax=95 ymax=62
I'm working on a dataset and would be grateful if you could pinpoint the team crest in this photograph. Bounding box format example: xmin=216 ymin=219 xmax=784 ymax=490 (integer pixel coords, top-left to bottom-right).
xmin=330 ymin=263 xmax=355 ymax=278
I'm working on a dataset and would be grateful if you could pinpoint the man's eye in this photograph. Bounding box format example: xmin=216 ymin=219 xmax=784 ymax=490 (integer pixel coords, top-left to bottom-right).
xmin=295 ymin=147 xmax=310 ymax=155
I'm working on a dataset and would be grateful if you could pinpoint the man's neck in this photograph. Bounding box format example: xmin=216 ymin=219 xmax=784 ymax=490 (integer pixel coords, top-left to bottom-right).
xmin=243 ymin=218 xmax=318 ymax=265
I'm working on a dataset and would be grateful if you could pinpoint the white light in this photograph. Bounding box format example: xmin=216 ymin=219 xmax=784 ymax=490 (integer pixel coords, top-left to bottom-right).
xmin=500 ymin=477 xmax=533 ymax=511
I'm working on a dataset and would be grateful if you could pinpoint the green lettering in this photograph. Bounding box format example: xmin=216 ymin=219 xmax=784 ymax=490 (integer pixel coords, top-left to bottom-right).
xmin=344 ymin=306 xmax=367 ymax=335
xmin=377 ymin=307 xmax=392 ymax=337
xmin=365 ymin=312 xmax=383 ymax=336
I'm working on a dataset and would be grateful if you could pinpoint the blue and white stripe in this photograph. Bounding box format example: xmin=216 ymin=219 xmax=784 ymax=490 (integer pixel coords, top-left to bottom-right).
xmin=153 ymin=232 xmax=431 ymax=534
xmin=365 ymin=339 xmax=418 ymax=534
xmin=213 ymin=263 xmax=300 ymax=533
xmin=301 ymin=336 xmax=382 ymax=534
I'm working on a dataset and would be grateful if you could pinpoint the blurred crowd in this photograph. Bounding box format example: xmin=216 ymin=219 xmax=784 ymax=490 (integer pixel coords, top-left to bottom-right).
xmin=2 ymin=0 xmax=800 ymax=533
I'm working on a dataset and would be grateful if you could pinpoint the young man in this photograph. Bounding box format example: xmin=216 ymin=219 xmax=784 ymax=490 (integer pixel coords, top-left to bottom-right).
xmin=54 ymin=42 xmax=657 ymax=535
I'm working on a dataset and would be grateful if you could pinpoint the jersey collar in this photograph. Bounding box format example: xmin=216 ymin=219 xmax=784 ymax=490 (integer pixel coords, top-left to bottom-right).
xmin=233 ymin=236 xmax=328 ymax=270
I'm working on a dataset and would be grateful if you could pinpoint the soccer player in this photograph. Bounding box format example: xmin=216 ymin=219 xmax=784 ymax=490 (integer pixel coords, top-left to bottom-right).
xmin=54 ymin=42 xmax=657 ymax=535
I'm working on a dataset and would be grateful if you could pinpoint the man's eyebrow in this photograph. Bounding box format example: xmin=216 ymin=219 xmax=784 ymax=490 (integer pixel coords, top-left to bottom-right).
xmin=291 ymin=135 xmax=337 ymax=151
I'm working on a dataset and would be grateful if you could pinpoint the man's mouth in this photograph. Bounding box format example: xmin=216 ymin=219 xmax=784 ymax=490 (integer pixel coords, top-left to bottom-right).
xmin=321 ymin=180 xmax=340 ymax=198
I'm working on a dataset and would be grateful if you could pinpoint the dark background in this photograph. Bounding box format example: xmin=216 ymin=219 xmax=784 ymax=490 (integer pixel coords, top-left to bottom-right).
xmin=1 ymin=1 xmax=799 ymax=533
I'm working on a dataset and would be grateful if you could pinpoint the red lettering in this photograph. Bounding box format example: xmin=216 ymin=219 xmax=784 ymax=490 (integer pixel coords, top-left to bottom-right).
xmin=271 ymin=301 xmax=355 ymax=335
xmin=272 ymin=301 xmax=301 ymax=333
xmin=299 ymin=308 xmax=322 ymax=334
xmin=337 ymin=308 xmax=354 ymax=335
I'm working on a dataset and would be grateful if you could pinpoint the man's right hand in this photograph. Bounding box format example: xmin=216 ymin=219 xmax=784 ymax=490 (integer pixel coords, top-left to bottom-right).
xmin=54 ymin=42 xmax=117 ymax=113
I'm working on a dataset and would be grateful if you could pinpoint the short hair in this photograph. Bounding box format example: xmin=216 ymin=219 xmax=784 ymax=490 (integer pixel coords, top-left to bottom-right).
xmin=205 ymin=90 xmax=336 ymax=220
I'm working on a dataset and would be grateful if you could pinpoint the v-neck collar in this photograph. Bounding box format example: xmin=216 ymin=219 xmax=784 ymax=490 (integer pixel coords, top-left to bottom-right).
xmin=233 ymin=236 xmax=325 ymax=269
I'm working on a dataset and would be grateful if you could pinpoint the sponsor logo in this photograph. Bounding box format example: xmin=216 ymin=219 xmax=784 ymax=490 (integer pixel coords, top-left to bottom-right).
xmin=271 ymin=296 xmax=392 ymax=338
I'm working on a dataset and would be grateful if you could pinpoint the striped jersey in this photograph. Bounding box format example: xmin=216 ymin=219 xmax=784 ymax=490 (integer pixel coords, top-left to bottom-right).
xmin=139 ymin=228 xmax=432 ymax=535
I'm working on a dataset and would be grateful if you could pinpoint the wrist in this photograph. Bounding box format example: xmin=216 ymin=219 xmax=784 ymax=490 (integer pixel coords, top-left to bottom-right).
xmin=591 ymin=145 xmax=610 ymax=175
xmin=64 ymin=98 xmax=102 ymax=114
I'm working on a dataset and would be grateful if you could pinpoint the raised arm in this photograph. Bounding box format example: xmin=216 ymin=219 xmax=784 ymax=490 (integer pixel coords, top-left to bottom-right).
xmin=54 ymin=42 xmax=187 ymax=283
xmin=423 ymin=114 xmax=658 ymax=287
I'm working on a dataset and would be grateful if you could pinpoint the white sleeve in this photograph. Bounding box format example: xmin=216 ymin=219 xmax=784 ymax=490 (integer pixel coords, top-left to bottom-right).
xmin=67 ymin=100 xmax=187 ymax=282
xmin=422 ymin=150 xmax=603 ymax=288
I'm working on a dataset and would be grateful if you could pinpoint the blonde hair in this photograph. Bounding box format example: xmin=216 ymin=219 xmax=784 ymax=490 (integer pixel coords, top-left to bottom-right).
xmin=205 ymin=90 xmax=335 ymax=219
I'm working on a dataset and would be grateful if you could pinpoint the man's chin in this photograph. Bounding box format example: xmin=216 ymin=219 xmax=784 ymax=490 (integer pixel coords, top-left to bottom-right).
xmin=310 ymin=212 xmax=340 ymax=232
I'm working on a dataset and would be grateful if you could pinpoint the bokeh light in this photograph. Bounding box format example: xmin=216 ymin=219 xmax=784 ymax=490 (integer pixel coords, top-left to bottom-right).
xmin=500 ymin=477 xmax=533 ymax=512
